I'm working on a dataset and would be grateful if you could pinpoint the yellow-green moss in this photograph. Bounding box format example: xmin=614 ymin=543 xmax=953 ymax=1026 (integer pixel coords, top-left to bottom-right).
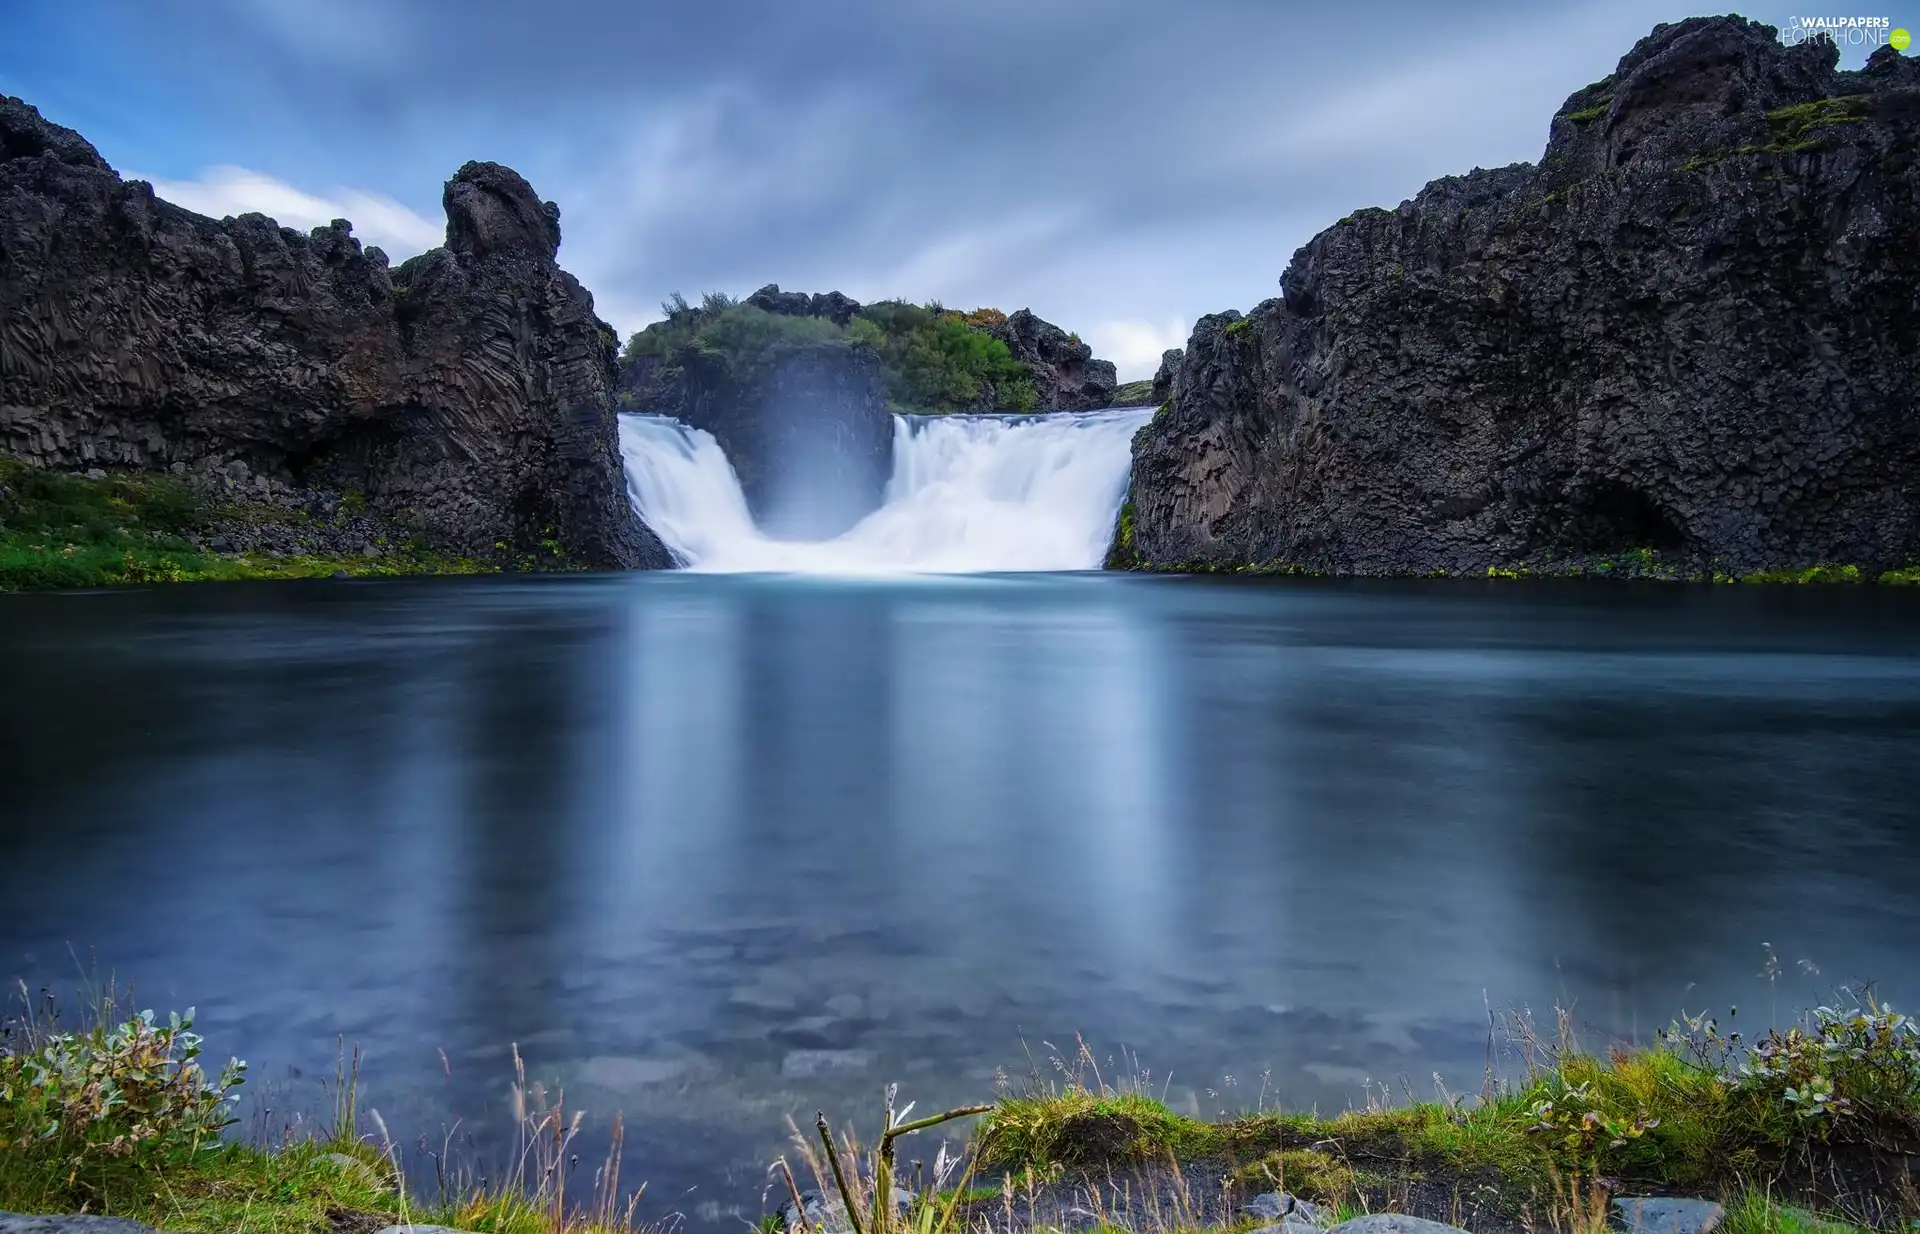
xmin=1228 ymin=1149 xmax=1357 ymax=1203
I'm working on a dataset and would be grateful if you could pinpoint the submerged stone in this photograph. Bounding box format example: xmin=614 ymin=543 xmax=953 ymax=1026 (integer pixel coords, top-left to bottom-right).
xmin=1325 ymin=1217 xmax=1468 ymax=1234
xmin=0 ymin=1218 xmax=158 ymax=1234
xmin=1613 ymin=1196 xmax=1726 ymax=1234
xmin=780 ymin=1047 xmax=873 ymax=1078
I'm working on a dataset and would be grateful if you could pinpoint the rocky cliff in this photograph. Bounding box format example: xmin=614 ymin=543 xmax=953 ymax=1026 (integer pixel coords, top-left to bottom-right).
xmin=980 ymin=309 xmax=1117 ymax=411
xmin=0 ymin=97 xmax=666 ymax=569
xmin=1124 ymin=20 xmax=1920 ymax=576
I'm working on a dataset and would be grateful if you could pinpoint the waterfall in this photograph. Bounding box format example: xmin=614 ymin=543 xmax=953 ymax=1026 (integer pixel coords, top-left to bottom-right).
xmin=619 ymin=407 xmax=1153 ymax=573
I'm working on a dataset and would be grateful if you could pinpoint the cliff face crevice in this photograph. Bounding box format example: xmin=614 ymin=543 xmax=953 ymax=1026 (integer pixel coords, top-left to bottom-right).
xmin=1126 ymin=20 xmax=1920 ymax=575
xmin=0 ymin=99 xmax=666 ymax=569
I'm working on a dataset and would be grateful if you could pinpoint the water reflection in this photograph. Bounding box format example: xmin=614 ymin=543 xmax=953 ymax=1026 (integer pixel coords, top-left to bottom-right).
xmin=1 ymin=576 xmax=1917 ymax=1223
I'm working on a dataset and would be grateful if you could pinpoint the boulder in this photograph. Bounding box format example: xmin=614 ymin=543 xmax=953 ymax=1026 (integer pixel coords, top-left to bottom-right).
xmin=746 ymin=284 xmax=864 ymax=326
xmin=1324 ymin=1217 xmax=1467 ymax=1234
xmin=1245 ymin=1192 xmax=1330 ymax=1226
xmin=1612 ymin=1197 xmax=1726 ymax=1234
xmin=0 ymin=1218 xmax=157 ymax=1234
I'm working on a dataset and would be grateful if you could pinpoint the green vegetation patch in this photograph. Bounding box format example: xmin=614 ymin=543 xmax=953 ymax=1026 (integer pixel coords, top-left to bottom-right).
xmin=1565 ymin=94 xmax=1613 ymax=125
xmin=981 ymin=1000 xmax=1920 ymax=1224
xmin=1765 ymin=96 xmax=1873 ymax=150
xmin=855 ymin=300 xmax=1038 ymax=413
xmin=1228 ymin=1148 xmax=1358 ymax=1203
xmin=1735 ymin=563 xmax=1861 ymax=585
xmin=0 ymin=457 xmax=495 ymax=592
xmin=1111 ymin=379 xmax=1156 ymax=406
xmin=623 ymin=293 xmax=1038 ymax=414
xmin=1722 ymin=1188 xmax=1875 ymax=1234
xmin=1 ymin=987 xmax=644 ymax=1234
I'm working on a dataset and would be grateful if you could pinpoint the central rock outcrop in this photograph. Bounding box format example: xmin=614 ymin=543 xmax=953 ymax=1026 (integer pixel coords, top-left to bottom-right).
xmin=0 ymin=97 xmax=666 ymax=569
xmin=1122 ymin=20 xmax=1920 ymax=576
xmin=980 ymin=309 xmax=1117 ymax=411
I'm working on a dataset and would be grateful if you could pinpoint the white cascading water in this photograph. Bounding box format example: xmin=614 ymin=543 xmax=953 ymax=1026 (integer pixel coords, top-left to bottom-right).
xmin=619 ymin=407 xmax=1154 ymax=573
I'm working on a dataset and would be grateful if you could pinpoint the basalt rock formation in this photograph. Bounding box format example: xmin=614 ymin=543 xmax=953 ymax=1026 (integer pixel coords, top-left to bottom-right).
xmin=0 ymin=97 xmax=666 ymax=569
xmin=745 ymin=283 xmax=863 ymax=327
xmin=981 ymin=309 xmax=1118 ymax=411
xmin=1124 ymin=20 xmax=1920 ymax=576
xmin=1150 ymin=348 xmax=1182 ymax=406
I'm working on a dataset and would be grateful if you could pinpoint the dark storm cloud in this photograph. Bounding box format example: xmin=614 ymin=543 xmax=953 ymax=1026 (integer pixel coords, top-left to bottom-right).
xmin=2 ymin=0 xmax=1855 ymax=375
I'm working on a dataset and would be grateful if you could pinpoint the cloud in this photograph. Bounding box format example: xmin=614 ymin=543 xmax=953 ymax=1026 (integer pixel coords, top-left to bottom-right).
xmin=137 ymin=166 xmax=442 ymax=257
xmin=1090 ymin=319 xmax=1190 ymax=383
xmin=31 ymin=0 xmax=1723 ymax=369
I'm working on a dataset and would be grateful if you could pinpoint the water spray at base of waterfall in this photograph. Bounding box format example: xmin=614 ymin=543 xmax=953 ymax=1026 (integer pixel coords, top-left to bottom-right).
xmin=619 ymin=407 xmax=1153 ymax=573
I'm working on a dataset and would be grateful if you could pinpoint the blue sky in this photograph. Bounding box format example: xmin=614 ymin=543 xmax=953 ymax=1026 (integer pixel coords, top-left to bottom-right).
xmin=2 ymin=1 xmax=1906 ymax=378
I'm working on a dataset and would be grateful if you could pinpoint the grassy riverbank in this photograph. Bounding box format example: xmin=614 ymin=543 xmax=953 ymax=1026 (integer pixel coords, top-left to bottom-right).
xmin=977 ymin=1004 xmax=1919 ymax=1231
xmin=4 ymin=983 xmax=1916 ymax=1234
xmin=0 ymin=458 xmax=510 ymax=592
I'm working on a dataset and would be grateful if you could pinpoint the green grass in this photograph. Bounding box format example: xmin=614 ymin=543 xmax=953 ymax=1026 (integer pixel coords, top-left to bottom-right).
xmin=1227 ymin=1148 xmax=1356 ymax=1202
xmin=1565 ymin=95 xmax=1612 ymax=125
xmin=1765 ymin=97 xmax=1872 ymax=148
xmin=0 ymin=1130 xmax=653 ymax=1234
xmin=0 ymin=457 xmax=497 ymax=591
xmin=1734 ymin=563 xmax=1861 ymax=585
xmin=0 ymin=1136 xmax=398 ymax=1234
xmin=978 ymin=1006 xmax=1920 ymax=1226
xmin=1721 ymin=1187 xmax=1874 ymax=1234
xmin=1112 ymin=379 xmax=1156 ymax=406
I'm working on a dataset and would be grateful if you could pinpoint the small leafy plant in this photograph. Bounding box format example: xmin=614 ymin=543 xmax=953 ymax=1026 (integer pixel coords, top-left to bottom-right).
xmin=0 ymin=994 xmax=246 ymax=1174
xmin=1524 ymin=1077 xmax=1659 ymax=1162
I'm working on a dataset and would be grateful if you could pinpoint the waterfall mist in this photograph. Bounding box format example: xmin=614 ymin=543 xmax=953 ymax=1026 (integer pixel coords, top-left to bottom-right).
xmin=619 ymin=407 xmax=1152 ymax=573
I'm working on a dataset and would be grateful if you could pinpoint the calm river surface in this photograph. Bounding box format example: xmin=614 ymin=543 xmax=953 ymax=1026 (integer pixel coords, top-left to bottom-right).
xmin=3 ymin=573 xmax=1918 ymax=1224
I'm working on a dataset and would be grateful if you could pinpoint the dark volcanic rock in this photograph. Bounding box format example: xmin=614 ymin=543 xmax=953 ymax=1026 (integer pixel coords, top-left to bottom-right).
xmin=986 ymin=309 xmax=1118 ymax=410
xmin=677 ymin=341 xmax=894 ymax=539
xmin=0 ymin=97 xmax=666 ymax=569
xmin=745 ymin=283 xmax=863 ymax=326
xmin=1150 ymin=348 xmax=1183 ymax=405
xmin=1125 ymin=19 xmax=1920 ymax=576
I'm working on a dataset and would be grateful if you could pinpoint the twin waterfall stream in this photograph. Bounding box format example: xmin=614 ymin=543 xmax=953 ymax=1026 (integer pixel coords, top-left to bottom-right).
xmin=618 ymin=406 xmax=1154 ymax=572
